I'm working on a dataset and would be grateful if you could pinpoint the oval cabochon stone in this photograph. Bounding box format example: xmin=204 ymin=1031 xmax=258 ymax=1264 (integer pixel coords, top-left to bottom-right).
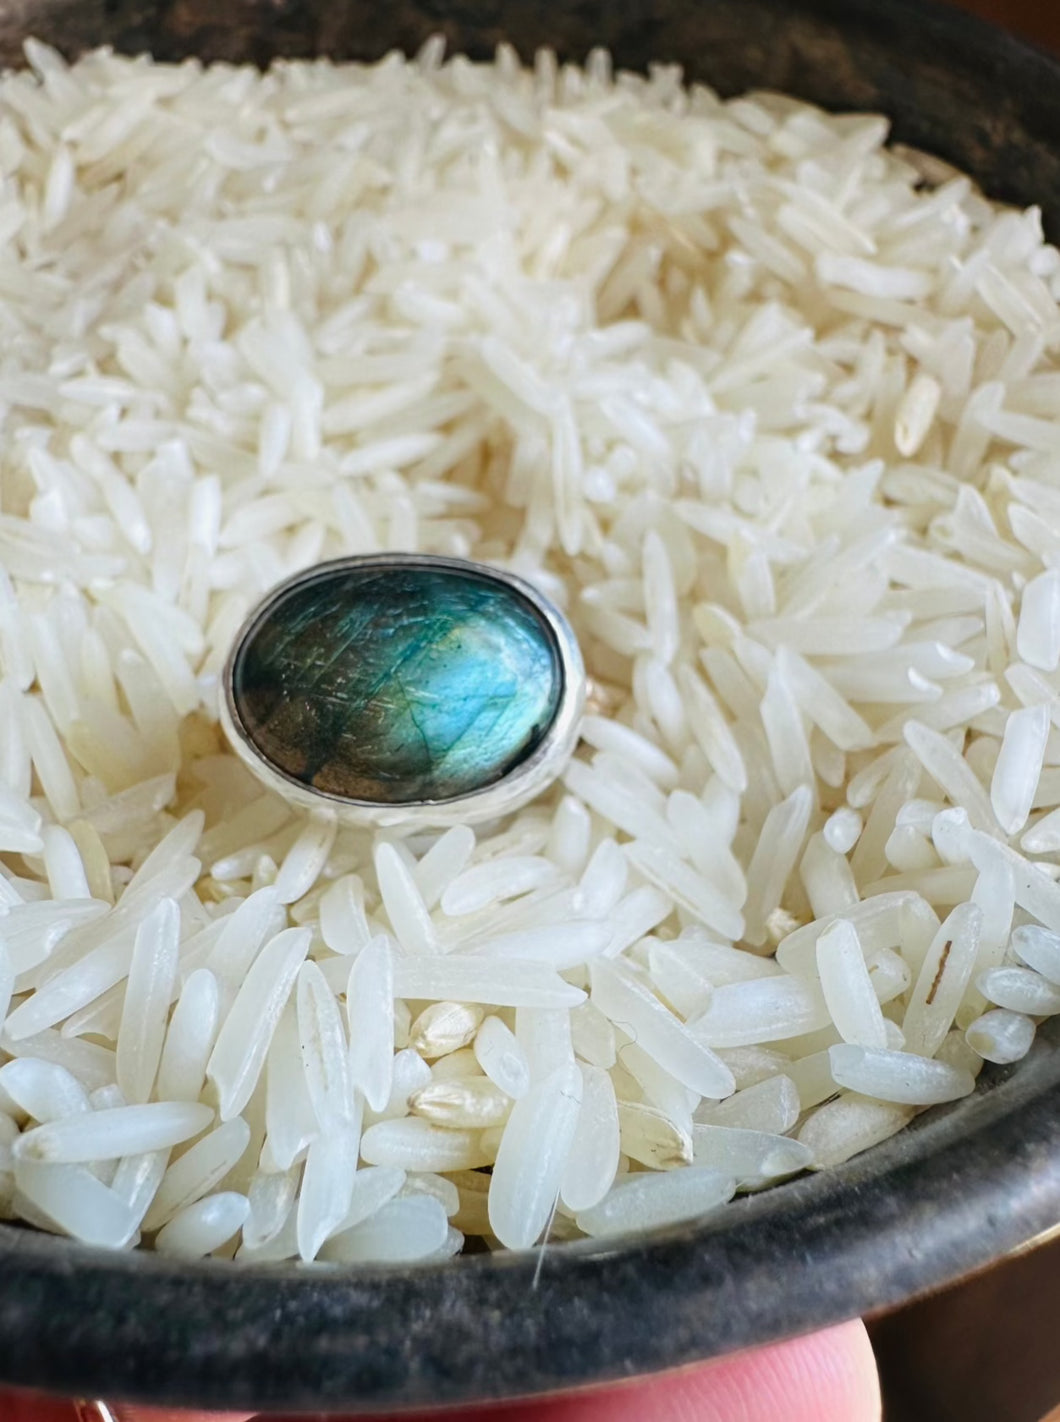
xmin=230 ymin=562 xmax=565 ymax=806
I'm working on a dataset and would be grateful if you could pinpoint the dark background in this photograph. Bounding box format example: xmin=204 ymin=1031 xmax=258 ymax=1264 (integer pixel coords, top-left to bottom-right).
xmin=870 ymin=5 xmax=1060 ymax=1421
xmin=955 ymin=0 xmax=1060 ymax=51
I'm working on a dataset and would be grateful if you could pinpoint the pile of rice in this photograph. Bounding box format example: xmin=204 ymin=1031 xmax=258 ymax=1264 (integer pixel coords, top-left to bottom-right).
xmin=0 ymin=38 xmax=1059 ymax=1265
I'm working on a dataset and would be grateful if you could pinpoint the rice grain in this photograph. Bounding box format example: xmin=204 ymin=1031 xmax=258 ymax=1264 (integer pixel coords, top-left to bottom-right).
xmin=0 ymin=42 xmax=1057 ymax=1262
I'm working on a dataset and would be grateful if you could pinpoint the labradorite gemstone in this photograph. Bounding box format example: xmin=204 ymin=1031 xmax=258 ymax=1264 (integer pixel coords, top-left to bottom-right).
xmin=230 ymin=562 xmax=564 ymax=805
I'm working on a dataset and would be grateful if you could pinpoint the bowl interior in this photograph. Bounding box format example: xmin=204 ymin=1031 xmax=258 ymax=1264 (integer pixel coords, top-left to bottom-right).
xmin=0 ymin=0 xmax=1059 ymax=1412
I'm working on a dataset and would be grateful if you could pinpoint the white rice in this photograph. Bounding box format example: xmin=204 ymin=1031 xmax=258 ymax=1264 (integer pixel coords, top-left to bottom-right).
xmin=827 ymin=1043 xmax=975 ymax=1105
xmin=0 ymin=39 xmax=1059 ymax=1263
xmin=14 ymin=1101 xmax=213 ymax=1163
xmin=115 ymin=897 xmax=179 ymax=1104
xmin=154 ymin=1191 xmax=249 ymax=1259
xmin=560 ymin=1063 xmax=620 ymax=1213
xmin=964 ymin=1008 xmax=1037 ymax=1064
xmin=472 ymin=1013 xmax=531 ymax=1099
xmin=319 ymin=1193 xmax=451 ymax=1265
xmin=692 ymin=1123 xmax=813 ymax=1180
xmin=296 ymin=1118 xmax=362 ymax=1262
xmin=345 ymin=935 xmax=395 ymax=1112
xmin=141 ymin=1117 xmax=251 ymax=1231
xmin=574 ymin=1165 xmax=736 ymax=1238
xmin=698 ymin=1071 xmax=800 ymax=1132
xmin=617 ymin=1098 xmax=693 ymax=1169
xmin=815 ymin=920 xmax=888 ymax=1048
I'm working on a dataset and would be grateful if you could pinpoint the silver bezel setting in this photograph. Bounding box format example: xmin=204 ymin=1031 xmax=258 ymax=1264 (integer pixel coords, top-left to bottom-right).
xmin=219 ymin=553 xmax=586 ymax=828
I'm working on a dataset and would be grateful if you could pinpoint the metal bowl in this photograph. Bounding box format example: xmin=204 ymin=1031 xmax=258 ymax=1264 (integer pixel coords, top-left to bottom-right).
xmin=1 ymin=0 xmax=1059 ymax=1411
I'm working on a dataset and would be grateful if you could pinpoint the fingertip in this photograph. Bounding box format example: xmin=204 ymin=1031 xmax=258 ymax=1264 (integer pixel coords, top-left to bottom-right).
xmin=727 ymin=1320 xmax=883 ymax=1422
xmin=0 ymin=1390 xmax=81 ymax=1422
xmin=111 ymin=1411 xmax=255 ymax=1422
xmin=641 ymin=1321 xmax=882 ymax=1422
xmin=430 ymin=1321 xmax=881 ymax=1422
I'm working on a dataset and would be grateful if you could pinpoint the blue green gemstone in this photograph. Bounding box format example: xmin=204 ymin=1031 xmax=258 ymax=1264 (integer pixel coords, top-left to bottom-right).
xmin=230 ymin=563 xmax=564 ymax=805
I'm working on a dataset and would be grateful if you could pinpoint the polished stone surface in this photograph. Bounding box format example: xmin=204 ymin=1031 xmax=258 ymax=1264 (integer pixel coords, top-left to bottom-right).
xmin=230 ymin=563 xmax=563 ymax=805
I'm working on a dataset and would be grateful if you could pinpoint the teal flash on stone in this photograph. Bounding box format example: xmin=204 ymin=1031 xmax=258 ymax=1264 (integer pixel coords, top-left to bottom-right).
xmin=228 ymin=561 xmax=565 ymax=806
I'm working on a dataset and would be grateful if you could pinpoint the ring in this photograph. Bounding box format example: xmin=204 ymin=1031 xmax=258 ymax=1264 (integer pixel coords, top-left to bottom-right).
xmin=220 ymin=554 xmax=586 ymax=828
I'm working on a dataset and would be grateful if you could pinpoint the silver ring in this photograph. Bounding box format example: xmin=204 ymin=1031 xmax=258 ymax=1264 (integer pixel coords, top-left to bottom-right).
xmin=220 ymin=553 xmax=585 ymax=828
